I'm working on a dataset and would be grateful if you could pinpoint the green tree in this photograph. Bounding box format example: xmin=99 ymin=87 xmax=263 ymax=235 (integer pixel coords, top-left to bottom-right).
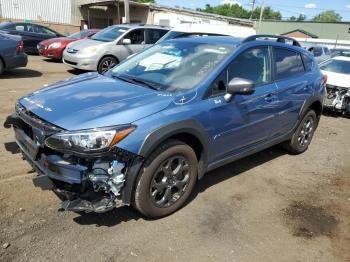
xmin=289 ymin=14 xmax=306 ymax=21
xmin=133 ymin=0 xmax=155 ymax=3
xmin=199 ymin=4 xmax=281 ymax=20
xmin=312 ymin=10 xmax=342 ymax=22
xmin=250 ymin=6 xmax=282 ymax=20
xmin=199 ymin=4 xmax=250 ymax=19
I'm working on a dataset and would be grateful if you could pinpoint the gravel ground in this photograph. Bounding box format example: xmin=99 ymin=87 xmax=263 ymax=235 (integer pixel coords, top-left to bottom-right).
xmin=0 ymin=56 xmax=349 ymax=262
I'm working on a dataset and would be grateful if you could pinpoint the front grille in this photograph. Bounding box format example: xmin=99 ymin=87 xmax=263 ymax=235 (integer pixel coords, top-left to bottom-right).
xmin=66 ymin=48 xmax=78 ymax=54
xmin=15 ymin=102 xmax=63 ymax=135
xmin=64 ymin=60 xmax=77 ymax=66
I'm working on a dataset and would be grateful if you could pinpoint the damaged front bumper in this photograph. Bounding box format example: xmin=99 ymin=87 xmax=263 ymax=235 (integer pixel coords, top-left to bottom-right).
xmin=4 ymin=112 xmax=144 ymax=213
xmin=324 ymin=85 xmax=350 ymax=113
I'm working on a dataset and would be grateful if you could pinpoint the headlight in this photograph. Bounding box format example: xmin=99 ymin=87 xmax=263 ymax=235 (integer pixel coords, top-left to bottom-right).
xmin=80 ymin=46 xmax=97 ymax=54
xmin=45 ymin=125 xmax=135 ymax=154
xmin=48 ymin=42 xmax=62 ymax=49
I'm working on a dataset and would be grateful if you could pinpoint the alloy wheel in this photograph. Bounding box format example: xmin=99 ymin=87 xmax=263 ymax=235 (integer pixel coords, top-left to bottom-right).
xmin=298 ymin=116 xmax=314 ymax=147
xmin=101 ymin=59 xmax=116 ymax=73
xmin=150 ymin=155 xmax=191 ymax=208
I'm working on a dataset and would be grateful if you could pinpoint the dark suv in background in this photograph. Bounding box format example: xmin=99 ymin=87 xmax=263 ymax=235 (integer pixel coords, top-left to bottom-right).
xmin=6 ymin=35 xmax=325 ymax=218
xmin=0 ymin=22 xmax=63 ymax=54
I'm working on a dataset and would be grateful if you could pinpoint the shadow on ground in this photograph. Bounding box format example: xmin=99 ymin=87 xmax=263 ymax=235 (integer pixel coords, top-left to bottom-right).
xmin=322 ymin=109 xmax=348 ymax=119
xmin=67 ymin=68 xmax=88 ymax=75
xmin=43 ymin=58 xmax=62 ymax=63
xmin=4 ymin=142 xmax=20 ymax=154
xmin=0 ymin=68 xmax=42 ymax=79
xmin=72 ymin=206 xmax=141 ymax=227
xmin=72 ymin=145 xmax=286 ymax=227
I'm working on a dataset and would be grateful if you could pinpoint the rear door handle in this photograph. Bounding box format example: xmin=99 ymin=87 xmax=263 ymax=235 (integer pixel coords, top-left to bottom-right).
xmin=303 ymin=84 xmax=313 ymax=91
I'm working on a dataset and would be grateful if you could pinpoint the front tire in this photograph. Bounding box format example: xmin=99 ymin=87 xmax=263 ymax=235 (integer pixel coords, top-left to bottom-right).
xmin=134 ymin=140 xmax=198 ymax=218
xmin=97 ymin=56 xmax=118 ymax=74
xmin=283 ymin=109 xmax=318 ymax=154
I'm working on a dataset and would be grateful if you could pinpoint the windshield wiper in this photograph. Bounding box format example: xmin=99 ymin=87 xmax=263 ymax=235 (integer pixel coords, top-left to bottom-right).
xmin=128 ymin=77 xmax=159 ymax=90
xmin=112 ymin=74 xmax=159 ymax=90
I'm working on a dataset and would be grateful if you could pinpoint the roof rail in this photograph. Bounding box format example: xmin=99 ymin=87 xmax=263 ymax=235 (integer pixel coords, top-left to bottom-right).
xmin=242 ymin=34 xmax=301 ymax=47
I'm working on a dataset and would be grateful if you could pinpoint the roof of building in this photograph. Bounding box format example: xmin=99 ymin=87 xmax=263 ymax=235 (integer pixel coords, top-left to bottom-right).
xmin=148 ymin=4 xmax=253 ymax=27
xmin=282 ymin=29 xmax=318 ymax=38
xmin=80 ymin=0 xmax=254 ymax=27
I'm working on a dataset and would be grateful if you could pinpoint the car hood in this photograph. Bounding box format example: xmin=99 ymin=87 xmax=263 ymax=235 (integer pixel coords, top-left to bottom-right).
xmin=40 ymin=37 xmax=76 ymax=46
xmin=321 ymin=70 xmax=350 ymax=88
xmin=19 ymin=73 xmax=173 ymax=130
xmin=67 ymin=38 xmax=106 ymax=50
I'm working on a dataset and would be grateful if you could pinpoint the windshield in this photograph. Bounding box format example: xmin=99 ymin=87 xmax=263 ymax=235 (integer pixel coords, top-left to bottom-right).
xmin=320 ymin=59 xmax=350 ymax=74
xmin=68 ymin=30 xmax=94 ymax=39
xmin=91 ymin=26 xmax=128 ymax=42
xmin=111 ymin=41 xmax=234 ymax=92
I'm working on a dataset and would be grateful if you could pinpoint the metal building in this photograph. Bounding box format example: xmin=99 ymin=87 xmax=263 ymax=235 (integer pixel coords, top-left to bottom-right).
xmin=0 ymin=0 xmax=72 ymax=24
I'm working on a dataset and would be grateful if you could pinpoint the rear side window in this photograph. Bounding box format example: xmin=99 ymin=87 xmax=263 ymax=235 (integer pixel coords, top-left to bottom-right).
xmin=274 ymin=48 xmax=305 ymax=80
xmin=146 ymin=29 xmax=167 ymax=44
xmin=302 ymin=54 xmax=314 ymax=72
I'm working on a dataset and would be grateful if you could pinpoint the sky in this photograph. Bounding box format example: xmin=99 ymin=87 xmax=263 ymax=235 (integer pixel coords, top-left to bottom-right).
xmin=157 ymin=0 xmax=350 ymax=21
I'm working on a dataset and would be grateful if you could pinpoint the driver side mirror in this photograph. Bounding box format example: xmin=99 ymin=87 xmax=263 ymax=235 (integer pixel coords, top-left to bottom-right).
xmin=224 ymin=77 xmax=255 ymax=102
xmin=122 ymin=38 xmax=131 ymax=45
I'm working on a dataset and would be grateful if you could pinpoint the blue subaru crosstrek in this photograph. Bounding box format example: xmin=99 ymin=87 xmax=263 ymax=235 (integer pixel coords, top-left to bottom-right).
xmin=5 ymin=35 xmax=325 ymax=218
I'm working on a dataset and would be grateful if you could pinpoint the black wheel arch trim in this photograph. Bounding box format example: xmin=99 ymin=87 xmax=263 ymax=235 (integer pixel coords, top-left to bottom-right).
xmin=138 ymin=119 xmax=209 ymax=178
xmin=298 ymin=94 xmax=323 ymax=121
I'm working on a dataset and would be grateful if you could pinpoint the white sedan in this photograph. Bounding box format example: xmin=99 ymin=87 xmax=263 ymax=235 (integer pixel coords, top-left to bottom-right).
xmin=320 ymin=56 xmax=350 ymax=115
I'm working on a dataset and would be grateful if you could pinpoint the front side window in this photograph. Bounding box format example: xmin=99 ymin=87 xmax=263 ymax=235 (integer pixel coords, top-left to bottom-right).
xmin=124 ymin=29 xmax=145 ymax=44
xmin=111 ymin=41 xmax=234 ymax=92
xmin=209 ymin=70 xmax=227 ymax=97
xmin=228 ymin=47 xmax=270 ymax=86
xmin=91 ymin=26 xmax=128 ymax=42
xmin=274 ymin=48 xmax=305 ymax=80
xmin=34 ymin=25 xmax=56 ymax=36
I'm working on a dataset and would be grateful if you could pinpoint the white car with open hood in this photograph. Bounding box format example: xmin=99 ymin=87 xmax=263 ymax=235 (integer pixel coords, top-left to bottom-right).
xmin=320 ymin=56 xmax=350 ymax=116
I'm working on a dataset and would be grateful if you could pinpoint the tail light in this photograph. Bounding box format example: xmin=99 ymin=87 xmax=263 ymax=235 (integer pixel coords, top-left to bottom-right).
xmin=16 ymin=41 xmax=24 ymax=53
xmin=322 ymin=74 xmax=327 ymax=86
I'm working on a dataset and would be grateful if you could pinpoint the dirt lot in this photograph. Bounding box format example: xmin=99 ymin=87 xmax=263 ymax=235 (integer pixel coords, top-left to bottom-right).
xmin=0 ymin=56 xmax=349 ymax=262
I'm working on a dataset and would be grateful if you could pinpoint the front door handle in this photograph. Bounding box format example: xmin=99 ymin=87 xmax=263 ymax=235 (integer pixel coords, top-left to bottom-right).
xmin=264 ymin=93 xmax=274 ymax=103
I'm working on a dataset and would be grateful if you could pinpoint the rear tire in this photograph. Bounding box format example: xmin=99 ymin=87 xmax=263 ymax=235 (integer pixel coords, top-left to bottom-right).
xmin=283 ymin=109 xmax=318 ymax=154
xmin=97 ymin=56 xmax=118 ymax=74
xmin=134 ymin=140 xmax=198 ymax=218
xmin=0 ymin=59 xmax=4 ymax=75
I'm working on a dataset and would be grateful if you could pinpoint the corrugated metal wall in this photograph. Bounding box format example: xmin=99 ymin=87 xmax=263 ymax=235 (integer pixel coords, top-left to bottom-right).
xmin=0 ymin=0 xmax=72 ymax=24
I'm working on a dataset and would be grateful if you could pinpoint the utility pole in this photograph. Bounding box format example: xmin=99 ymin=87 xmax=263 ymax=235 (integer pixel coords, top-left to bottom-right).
xmin=249 ymin=0 xmax=256 ymax=20
xmin=124 ymin=0 xmax=130 ymax=24
xmin=258 ymin=2 xmax=265 ymax=29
